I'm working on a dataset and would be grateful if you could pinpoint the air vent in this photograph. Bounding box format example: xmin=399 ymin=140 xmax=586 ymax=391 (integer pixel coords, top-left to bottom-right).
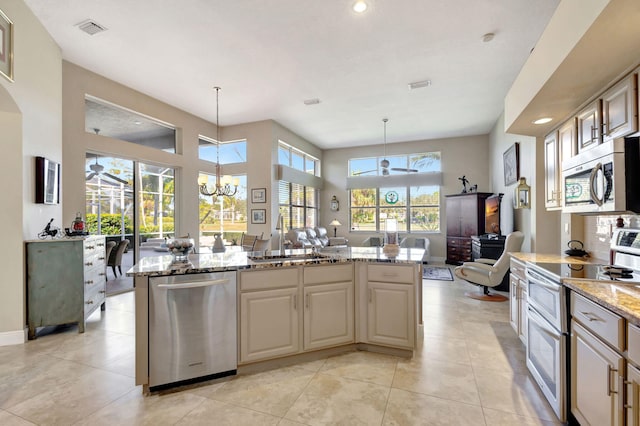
xmin=77 ymin=19 xmax=107 ymax=35
xmin=303 ymin=98 xmax=321 ymax=106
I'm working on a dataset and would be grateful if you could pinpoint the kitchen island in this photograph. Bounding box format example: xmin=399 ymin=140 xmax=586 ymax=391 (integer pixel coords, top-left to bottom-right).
xmin=128 ymin=247 xmax=425 ymax=392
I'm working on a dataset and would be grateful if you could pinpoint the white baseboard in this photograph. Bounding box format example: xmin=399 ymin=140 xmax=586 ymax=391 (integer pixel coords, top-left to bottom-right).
xmin=0 ymin=328 xmax=27 ymax=346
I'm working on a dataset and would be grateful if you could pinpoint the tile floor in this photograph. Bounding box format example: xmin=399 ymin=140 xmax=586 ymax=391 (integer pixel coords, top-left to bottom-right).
xmin=0 ymin=269 xmax=562 ymax=425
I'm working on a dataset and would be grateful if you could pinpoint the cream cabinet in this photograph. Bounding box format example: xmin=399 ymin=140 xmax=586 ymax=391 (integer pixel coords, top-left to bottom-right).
xmin=26 ymin=235 xmax=107 ymax=339
xmin=570 ymin=292 xmax=626 ymax=426
xmin=577 ymin=100 xmax=602 ymax=154
xmin=571 ymin=320 xmax=624 ymax=426
xmin=627 ymin=363 xmax=640 ymax=426
xmin=240 ymin=286 xmax=300 ymax=363
xmin=366 ymin=264 xmax=415 ymax=349
xmin=602 ymin=73 xmax=638 ymax=142
xmin=239 ymin=268 xmax=300 ymax=363
xmin=509 ymin=258 xmax=527 ymax=345
xmin=303 ymin=264 xmax=354 ymax=351
xmin=544 ymin=131 xmax=561 ymax=210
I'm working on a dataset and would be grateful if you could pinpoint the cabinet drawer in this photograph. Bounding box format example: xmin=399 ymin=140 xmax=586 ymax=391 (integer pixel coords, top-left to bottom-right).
xmin=571 ymin=292 xmax=624 ymax=351
xmin=240 ymin=267 xmax=298 ymax=291
xmin=304 ymin=263 xmax=352 ymax=285
xmin=367 ymin=264 xmax=414 ymax=284
xmin=510 ymin=258 xmax=526 ymax=280
xmin=628 ymin=323 xmax=640 ymax=366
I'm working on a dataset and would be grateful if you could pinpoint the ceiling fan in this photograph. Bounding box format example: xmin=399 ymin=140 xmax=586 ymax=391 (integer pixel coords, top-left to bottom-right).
xmin=86 ymin=155 xmax=128 ymax=184
xmin=352 ymin=118 xmax=418 ymax=176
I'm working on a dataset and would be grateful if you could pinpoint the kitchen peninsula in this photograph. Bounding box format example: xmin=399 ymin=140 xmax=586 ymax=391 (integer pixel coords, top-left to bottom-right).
xmin=128 ymin=247 xmax=425 ymax=392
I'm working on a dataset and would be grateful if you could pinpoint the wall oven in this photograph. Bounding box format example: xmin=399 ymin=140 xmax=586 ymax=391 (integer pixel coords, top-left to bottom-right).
xmin=526 ymin=265 xmax=569 ymax=422
xmin=562 ymin=137 xmax=640 ymax=214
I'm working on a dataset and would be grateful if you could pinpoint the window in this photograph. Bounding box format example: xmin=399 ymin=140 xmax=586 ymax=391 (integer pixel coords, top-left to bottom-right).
xmin=348 ymin=152 xmax=441 ymax=232
xmin=198 ymin=173 xmax=247 ymax=245
xmin=278 ymin=141 xmax=320 ymax=176
xmin=199 ymin=137 xmax=247 ymax=164
xmin=139 ymin=164 xmax=176 ymax=238
xmin=279 ymin=181 xmax=317 ymax=229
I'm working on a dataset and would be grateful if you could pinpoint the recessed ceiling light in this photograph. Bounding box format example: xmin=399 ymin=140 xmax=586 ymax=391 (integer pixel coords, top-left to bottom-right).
xmin=408 ymin=80 xmax=431 ymax=90
xmin=303 ymin=98 xmax=321 ymax=105
xmin=533 ymin=117 xmax=553 ymax=125
xmin=353 ymin=1 xmax=367 ymax=13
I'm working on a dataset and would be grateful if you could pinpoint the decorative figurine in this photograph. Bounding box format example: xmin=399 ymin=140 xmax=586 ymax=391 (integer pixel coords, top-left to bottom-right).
xmin=458 ymin=175 xmax=469 ymax=193
xmin=38 ymin=218 xmax=60 ymax=239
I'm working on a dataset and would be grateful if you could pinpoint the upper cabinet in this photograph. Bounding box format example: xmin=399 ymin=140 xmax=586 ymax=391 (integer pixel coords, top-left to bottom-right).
xmin=544 ymin=131 xmax=560 ymax=210
xmin=601 ymin=73 xmax=638 ymax=142
xmin=576 ymin=99 xmax=602 ymax=154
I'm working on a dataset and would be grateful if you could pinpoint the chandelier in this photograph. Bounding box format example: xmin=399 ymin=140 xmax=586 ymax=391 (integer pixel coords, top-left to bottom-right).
xmin=198 ymin=86 xmax=239 ymax=199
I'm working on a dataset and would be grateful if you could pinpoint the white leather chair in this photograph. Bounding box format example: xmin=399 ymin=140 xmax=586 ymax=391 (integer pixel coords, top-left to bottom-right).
xmin=454 ymin=231 xmax=524 ymax=301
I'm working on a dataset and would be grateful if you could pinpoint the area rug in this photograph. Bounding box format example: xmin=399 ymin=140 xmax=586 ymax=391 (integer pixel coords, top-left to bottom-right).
xmin=423 ymin=266 xmax=454 ymax=281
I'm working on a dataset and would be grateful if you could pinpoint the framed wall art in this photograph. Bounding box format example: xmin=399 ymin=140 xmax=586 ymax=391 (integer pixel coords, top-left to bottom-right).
xmin=503 ymin=142 xmax=520 ymax=186
xmin=251 ymin=209 xmax=266 ymax=224
xmin=251 ymin=188 xmax=266 ymax=203
xmin=0 ymin=8 xmax=13 ymax=82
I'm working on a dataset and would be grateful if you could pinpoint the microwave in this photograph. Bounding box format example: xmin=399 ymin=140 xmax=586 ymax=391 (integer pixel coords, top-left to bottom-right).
xmin=562 ymin=137 xmax=640 ymax=214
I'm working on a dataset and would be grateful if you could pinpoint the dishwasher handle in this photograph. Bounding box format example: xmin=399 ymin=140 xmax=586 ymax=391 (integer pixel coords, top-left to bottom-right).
xmin=156 ymin=278 xmax=230 ymax=290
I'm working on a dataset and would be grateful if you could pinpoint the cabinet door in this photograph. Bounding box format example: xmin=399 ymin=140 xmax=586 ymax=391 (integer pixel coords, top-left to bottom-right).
xmin=240 ymin=287 xmax=300 ymax=363
xmin=459 ymin=195 xmax=479 ymax=236
xmin=544 ymin=131 xmax=561 ymax=209
xmin=602 ymin=73 xmax=638 ymax=142
xmin=577 ymin=100 xmax=602 ymax=154
xmin=367 ymin=282 xmax=414 ymax=348
xmin=446 ymin=197 xmax=462 ymax=236
xmin=628 ymin=363 xmax=640 ymax=426
xmin=571 ymin=321 xmax=624 ymax=426
xmin=509 ymin=275 xmax=519 ymax=334
xmin=518 ymin=282 xmax=527 ymax=345
xmin=559 ymin=118 xmax=577 ymax=165
xmin=303 ymin=282 xmax=354 ymax=351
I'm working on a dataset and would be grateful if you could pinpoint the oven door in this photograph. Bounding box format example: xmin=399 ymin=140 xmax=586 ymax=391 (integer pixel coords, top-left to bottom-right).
xmin=527 ymin=305 xmax=567 ymax=422
xmin=527 ymin=268 xmax=567 ymax=333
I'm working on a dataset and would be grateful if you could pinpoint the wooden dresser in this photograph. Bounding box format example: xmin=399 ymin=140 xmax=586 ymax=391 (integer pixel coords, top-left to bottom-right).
xmin=445 ymin=192 xmax=492 ymax=264
xmin=26 ymin=235 xmax=107 ymax=339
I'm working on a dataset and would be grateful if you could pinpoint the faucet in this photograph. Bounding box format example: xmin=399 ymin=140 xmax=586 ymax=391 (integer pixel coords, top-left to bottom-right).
xmin=276 ymin=214 xmax=285 ymax=256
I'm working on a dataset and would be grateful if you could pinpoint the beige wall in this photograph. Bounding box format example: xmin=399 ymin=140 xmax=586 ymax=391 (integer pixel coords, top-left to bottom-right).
xmin=0 ymin=0 xmax=63 ymax=343
xmin=322 ymin=135 xmax=490 ymax=260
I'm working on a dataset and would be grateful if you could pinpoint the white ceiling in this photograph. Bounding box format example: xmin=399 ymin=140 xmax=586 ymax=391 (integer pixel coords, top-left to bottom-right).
xmin=25 ymin=0 xmax=560 ymax=149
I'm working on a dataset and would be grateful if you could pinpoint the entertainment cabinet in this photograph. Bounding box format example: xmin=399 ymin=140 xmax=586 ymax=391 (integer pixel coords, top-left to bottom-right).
xmin=445 ymin=192 xmax=493 ymax=265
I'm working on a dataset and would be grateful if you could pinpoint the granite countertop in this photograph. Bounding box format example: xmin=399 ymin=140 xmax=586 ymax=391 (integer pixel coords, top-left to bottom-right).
xmin=563 ymin=279 xmax=640 ymax=326
xmin=127 ymin=246 xmax=426 ymax=277
xmin=510 ymin=252 xmax=607 ymax=265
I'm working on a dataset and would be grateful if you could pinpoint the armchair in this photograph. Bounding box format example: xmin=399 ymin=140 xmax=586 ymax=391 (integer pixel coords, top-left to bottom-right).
xmin=399 ymin=237 xmax=431 ymax=263
xmin=315 ymin=226 xmax=348 ymax=247
xmin=453 ymin=231 xmax=524 ymax=301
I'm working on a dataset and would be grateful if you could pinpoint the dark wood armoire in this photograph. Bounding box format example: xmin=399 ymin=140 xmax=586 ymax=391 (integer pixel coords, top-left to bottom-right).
xmin=445 ymin=192 xmax=493 ymax=265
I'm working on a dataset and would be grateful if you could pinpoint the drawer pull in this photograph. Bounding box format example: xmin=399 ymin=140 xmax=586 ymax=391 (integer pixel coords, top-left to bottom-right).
xmin=99 ymin=272 xmax=106 ymax=276
xmin=86 ymin=300 xmax=94 ymax=305
xmin=99 ymin=290 xmax=106 ymax=294
xmin=580 ymin=311 xmax=603 ymax=322
xmin=86 ymin=245 xmax=95 ymax=250
xmin=85 ymin=262 xmax=93 ymax=267
xmin=293 ymin=294 xmax=297 ymax=310
xmin=607 ymin=365 xmax=618 ymax=396
xmin=305 ymin=294 xmax=310 ymax=309
xmin=98 ymin=256 xmax=105 ymax=260
xmin=369 ymin=289 xmax=373 ymax=303
xmin=97 ymin=243 xmax=105 ymax=247
xmin=382 ymin=272 xmax=398 ymax=277
xmin=85 ymin=280 xmax=94 ymax=285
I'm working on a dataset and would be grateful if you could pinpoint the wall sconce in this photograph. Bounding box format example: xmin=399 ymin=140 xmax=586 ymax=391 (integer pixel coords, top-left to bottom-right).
xmin=515 ymin=177 xmax=531 ymax=209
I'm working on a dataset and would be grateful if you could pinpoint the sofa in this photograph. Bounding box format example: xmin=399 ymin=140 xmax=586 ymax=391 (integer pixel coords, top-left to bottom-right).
xmin=285 ymin=227 xmax=348 ymax=249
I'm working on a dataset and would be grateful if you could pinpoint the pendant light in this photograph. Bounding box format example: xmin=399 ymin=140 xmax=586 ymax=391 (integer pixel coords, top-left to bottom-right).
xmin=198 ymin=86 xmax=239 ymax=199
xmin=380 ymin=118 xmax=389 ymax=176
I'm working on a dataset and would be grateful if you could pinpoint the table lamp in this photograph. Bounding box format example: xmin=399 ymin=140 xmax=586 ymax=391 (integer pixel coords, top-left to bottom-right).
xmin=330 ymin=219 xmax=341 ymax=237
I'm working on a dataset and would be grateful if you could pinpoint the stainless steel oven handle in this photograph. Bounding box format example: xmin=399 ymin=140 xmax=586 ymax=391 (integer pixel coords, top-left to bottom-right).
xmin=157 ymin=279 xmax=230 ymax=289
xmin=590 ymin=162 xmax=604 ymax=206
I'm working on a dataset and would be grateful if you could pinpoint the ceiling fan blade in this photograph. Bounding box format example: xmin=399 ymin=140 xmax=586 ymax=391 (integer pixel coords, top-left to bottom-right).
xmin=104 ymin=172 xmax=129 ymax=184
xmin=391 ymin=167 xmax=419 ymax=173
xmin=352 ymin=169 xmax=378 ymax=176
xmin=86 ymin=172 xmax=97 ymax=180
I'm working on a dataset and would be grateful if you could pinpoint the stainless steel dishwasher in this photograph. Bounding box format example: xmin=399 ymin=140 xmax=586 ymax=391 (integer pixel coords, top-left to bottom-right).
xmin=148 ymin=271 xmax=237 ymax=390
